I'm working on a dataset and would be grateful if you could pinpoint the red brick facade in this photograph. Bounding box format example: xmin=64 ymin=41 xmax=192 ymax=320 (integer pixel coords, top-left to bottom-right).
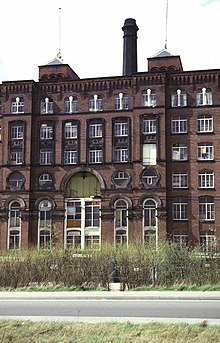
xmin=0 ymin=20 xmax=219 ymax=251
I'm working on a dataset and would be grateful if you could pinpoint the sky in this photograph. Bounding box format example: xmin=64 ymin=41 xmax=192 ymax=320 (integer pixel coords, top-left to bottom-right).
xmin=0 ymin=0 xmax=220 ymax=82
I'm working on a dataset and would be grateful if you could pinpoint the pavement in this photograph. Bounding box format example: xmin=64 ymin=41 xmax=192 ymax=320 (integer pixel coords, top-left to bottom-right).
xmin=0 ymin=287 xmax=220 ymax=300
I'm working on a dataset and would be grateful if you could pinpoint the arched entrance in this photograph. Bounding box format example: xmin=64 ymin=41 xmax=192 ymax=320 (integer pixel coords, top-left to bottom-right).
xmin=64 ymin=172 xmax=101 ymax=249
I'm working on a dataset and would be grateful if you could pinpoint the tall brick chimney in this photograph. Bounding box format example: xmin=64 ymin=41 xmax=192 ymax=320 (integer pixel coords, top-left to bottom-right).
xmin=122 ymin=18 xmax=139 ymax=75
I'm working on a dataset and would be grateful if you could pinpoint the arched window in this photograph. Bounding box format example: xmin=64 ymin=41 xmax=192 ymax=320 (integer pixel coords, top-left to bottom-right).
xmin=114 ymin=93 xmax=128 ymax=110
xmin=142 ymin=89 xmax=156 ymax=107
xmin=11 ymin=97 xmax=24 ymax=114
xmin=171 ymin=89 xmax=187 ymax=107
xmin=65 ymin=96 xmax=78 ymax=113
xmin=197 ymin=88 xmax=212 ymax=106
xmin=8 ymin=201 xmax=21 ymax=249
xmin=114 ymin=199 xmax=128 ymax=245
xmin=89 ymin=94 xmax=103 ymax=112
xmin=40 ymin=98 xmax=53 ymax=114
xmin=38 ymin=200 xmax=52 ymax=248
xmin=143 ymin=199 xmax=157 ymax=245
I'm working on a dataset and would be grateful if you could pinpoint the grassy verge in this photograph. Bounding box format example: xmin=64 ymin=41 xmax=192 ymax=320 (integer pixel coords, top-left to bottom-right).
xmin=0 ymin=321 xmax=220 ymax=343
xmin=130 ymin=284 xmax=220 ymax=292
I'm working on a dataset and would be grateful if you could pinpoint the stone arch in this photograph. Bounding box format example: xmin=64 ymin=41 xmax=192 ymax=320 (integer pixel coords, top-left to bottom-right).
xmin=110 ymin=195 xmax=133 ymax=209
xmin=61 ymin=167 xmax=105 ymax=198
xmin=138 ymin=194 xmax=163 ymax=208
xmin=5 ymin=196 xmax=26 ymax=210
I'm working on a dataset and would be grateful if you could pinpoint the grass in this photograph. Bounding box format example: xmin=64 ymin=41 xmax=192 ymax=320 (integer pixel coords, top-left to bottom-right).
xmin=130 ymin=284 xmax=220 ymax=292
xmin=0 ymin=321 xmax=220 ymax=343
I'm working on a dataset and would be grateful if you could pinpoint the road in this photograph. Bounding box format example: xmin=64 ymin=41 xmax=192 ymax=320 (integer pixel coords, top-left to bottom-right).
xmin=0 ymin=292 xmax=220 ymax=324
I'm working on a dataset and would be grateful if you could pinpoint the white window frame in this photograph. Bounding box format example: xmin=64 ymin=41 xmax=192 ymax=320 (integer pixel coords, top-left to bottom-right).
xmin=172 ymin=144 xmax=188 ymax=161
xmin=142 ymin=89 xmax=157 ymax=107
xmin=40 ymin=149 xmax=53 ymax=165
xmin=11 ymin=125 xmax=24 ymax=140
xmin=114 ymin=147 xmax=128 ymax=162
xmin=114 ymin=199 xmax=128 ymax=245
xmin=40 ymin=98 xmax=53 ymax=114
xmin=114 ymin=122 xmax=128 ymax=136
xmin=11 ymin=97 xmax=24 ymax=114
xmin=198 ymin=143 xmax=214 ymax=161
xmin=65 ymin=96 xmax=78 ymax=113
xmin=64 ymin=150 xmax=77 ymax=164
xmin=198 ymin=171 xmax=214 ymax=189
xmin=143 ymin=144 xmax=157 ymax=165
xmin=199 ymin=230 xmax=216 ymax=251
xmin=143 ymin=199 xmax=158 ymax=246
xmin=39 ymin=173 xmax=53 ymax=188
xmin=8 ymin=172 xmax=24 ymax=189
xmin=173 ymin=199 xmax=188 ymax=220
xmin=114 ymin=93 xmax=128 ymax=110
xmin=8 ymin=202 xmax=21 ymax=250
xmin=173 ymin=229 xmax=189 ymax=246
xmin=10 ymin=150 xmax=23 ymax=164
xmin=38 ymin=200 xmax=52 ymax=248
xmin=89 ymin=94 xmax=103 ymax=112
xmin=171 ymin=89 xmax=187 ymax=107
xmin=143 ymin=119 xmax=157 ymax=134
xmin=172 ymin=172 xmax=188 ymax=188
xmin=89 ymin=148 xmax=102 ymax=163
xmin=89 ymin=123 xmax=103 ymax=138
xmin=64 ymin=122 xmax=77 ymax=139
xmin=197 ymin=88 xmax=213 ymax=106
xmin=197 ymin=115 xmax=213 ymax=133
xmin=171 ymin=116 xmax=187 ymax=134
xmin=199 ymin=200 xmax=214 ymax=221
xmin=40 ymin=124 xmax=53 ymax=140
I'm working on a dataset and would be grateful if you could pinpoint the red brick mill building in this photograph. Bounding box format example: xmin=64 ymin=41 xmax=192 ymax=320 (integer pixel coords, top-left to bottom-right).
xmin=0 ymin=18 xmax=219 ymax=250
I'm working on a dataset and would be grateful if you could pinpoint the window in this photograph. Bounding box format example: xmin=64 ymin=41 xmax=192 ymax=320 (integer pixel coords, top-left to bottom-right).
xmin=199 ymin=230 xmax=216 ymax=252
xmin=113 ymin=171 xmax=130 ymax=187
xmin=89 ymin=148 xmax=102 ymax=163
xmin=199 ymin=197 xmax=214 ymax=221
xmin=114 ymin=147 xmax=128 ymax=163
xmin=64 ymin=122 xmax=77 ymax=139
xmin=143 ymin=199 xmax=157 ymax=245
xmin=114 ymin=199 xmax=128 ymax=244
xmin=198 ymin=143 xmax=214 ymax=160
xmin=114 ymin=122 xmax=128 ymax=136
xmin=197 ymin=115 xmax=213 ymax=133
xmin=8 ymin=172 xmax=24 ymax=190
xmin=142 ymin=169 xmax=158 ymax=187
xmin=66 ymin=230 xmax=81 ymax=249
xmin=197 ymin=88 xmax=212 ymax=106
xmin=38 ymin=200 xmax=52 ymax=247
xmin=198 ymin=170 xmax=214 ymax=189
xmin=143 ymin=118 xmax=157 ymax=134
xmin=40 ymin=98 xmax=53 ymax=114
xmin=10 ymin=150 xmax=23 ymax=164
xmin=40 ymin=149 xmax=53 ymax=165
xmin=171 ymin=116 xmax=187 ymax=134
xmin=89 ymin=94 xmax=103 ymax=112
xmin=89 ymin=123 xmax=103 ymax=138
xmin=64 ymin=150 xmax=77 ymax=164
xmin=39 ymin=173 xmax=53 ymax=189
xmin=171 ymin=89 xmax=187 ymax=107
xmin=64 ymin=96 xmax=78 ymax=113
xmin=8 ymin=201 xmax=21 ymax=249
xmin=11 ymin=97 xmax=24 ymax=114
xmin=85 ymin=201 xmax=100 ymax=228
xmin=143 ymin=144 xmax=157 ymax=165
xmin=40 ymin=123 xmax=53 ymax=140
xmin=114 ymin=93 xmax=128 ymax=110
xmin=172 ymin=172 xmax=188 ymax=188
xmin=173 ymin=198 xmax=188 ymax=220
xmin=173 ymin=229 xmax=189 ymax=246
xmin=142 ymin=89 xmax=156 ymax=107
xmin=11 ymin=124 xmax=24 ymax=139
xmin=172 ymin=144 xmax=188 ymax=161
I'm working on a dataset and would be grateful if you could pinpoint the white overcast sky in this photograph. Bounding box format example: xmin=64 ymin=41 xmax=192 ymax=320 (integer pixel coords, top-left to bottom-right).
xmin=0 ymin=0 xmax=220 ymax=82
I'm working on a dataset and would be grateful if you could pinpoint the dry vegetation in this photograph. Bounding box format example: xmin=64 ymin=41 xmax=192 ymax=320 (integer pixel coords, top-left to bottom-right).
xmin=0 ymin=321 xmax=220 ymax=343
xmin=0 ymin=242 xmax=219 ymax=290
